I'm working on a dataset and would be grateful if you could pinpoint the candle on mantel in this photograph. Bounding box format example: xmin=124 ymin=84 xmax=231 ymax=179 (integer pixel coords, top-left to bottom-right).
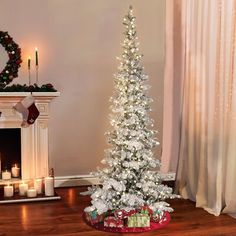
xmin=11 ymin=164 xmax=20 ymax=178
xmin=35 ymin=47 xmax=38 ymax=67
xmin=27 ymin=188 xmax=37 ymax=198
xmin=19 ymin=181 xmax=28 ymax=196
xmin=28 ymin=56 xmax=31 ymax=70
xmin=35 ymin=47 xmax=39 ymax=85
xmin=44 ymin=177 xmax=54 ymax=196
xmin=4 ymin=184 xmax=14 ymax=197
xmin=34 ymin=178 xmax=42 ymax=194
xmin=2 ymin=170 xmax=11 ymax=180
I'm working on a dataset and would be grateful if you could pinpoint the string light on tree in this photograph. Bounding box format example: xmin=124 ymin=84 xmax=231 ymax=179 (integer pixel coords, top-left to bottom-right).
xmin=83 ymin=6 xmax=179 ymax=231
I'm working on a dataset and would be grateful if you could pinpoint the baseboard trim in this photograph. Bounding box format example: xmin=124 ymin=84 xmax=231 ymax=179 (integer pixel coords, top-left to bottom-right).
xmin=55 ymin=172 xmax=176 ymax=188
xmin=55 ymin=175 xmax=100 ymax=187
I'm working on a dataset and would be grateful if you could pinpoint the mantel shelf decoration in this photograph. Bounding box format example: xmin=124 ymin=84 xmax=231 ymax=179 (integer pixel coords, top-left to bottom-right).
xmin=0 ymin=31 xmax=57 ymax=92
xmin=0 ymin=83 xmax=57 ymax=92
xmin=0 ymin=31 xmax=22 ymax=88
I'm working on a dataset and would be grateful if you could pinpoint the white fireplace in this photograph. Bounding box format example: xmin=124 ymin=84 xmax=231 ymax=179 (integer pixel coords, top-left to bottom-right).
xmin=0 ymin=92 xmax=60 ymax=180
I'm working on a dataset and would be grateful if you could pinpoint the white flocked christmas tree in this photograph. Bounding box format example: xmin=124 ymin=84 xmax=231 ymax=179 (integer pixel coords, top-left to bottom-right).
xmin=84 ymin=6 xmax=178 ymax=220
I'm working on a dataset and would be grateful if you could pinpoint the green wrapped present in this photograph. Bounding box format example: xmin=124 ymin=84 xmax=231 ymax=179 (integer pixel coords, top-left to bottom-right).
xmin=127 ymin=213 xmax=150 ymax=227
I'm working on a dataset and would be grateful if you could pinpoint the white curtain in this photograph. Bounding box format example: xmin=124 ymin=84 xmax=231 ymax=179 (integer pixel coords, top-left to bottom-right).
xmin=164 ymin=0 xmax=236 ymax=216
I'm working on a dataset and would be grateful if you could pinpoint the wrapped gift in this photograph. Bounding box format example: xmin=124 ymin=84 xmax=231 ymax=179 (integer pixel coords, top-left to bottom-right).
xmin=127 ymin=213 xmax=150 ymax=227
xmin=114 ymin=209 xmax=137 ymax=219
xmin=104 ymin=216 xmax=124 ymax=228
xmin=84 ymin=209 xmax=106 ymax=225
xmin=151 ymin=210 xmax=166 ymax=223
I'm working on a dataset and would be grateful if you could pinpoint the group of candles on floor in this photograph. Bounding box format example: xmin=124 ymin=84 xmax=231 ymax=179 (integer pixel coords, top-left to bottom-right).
xmin=1 ymin=164 xmax=21 ymax=180
xmin=1 ymin=165 xmax=54 ymax=198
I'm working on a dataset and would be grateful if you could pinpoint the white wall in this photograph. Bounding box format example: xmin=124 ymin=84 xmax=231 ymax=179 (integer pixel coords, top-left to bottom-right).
xmin=0 ymin=0 xmax=165 ymax=176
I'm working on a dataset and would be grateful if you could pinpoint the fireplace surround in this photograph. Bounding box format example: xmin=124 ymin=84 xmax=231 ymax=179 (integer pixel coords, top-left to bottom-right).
xmin=0 ymin=92 xmax=59 ymax=181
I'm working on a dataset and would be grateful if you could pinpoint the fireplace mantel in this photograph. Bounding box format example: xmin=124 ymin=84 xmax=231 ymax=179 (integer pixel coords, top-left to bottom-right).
xmin=0 ymin=92 xmax=60 ymax=180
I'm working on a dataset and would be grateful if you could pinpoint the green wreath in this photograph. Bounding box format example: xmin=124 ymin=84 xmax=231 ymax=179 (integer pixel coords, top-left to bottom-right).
xmin=0 ymin=31 xmax=22 ymax=88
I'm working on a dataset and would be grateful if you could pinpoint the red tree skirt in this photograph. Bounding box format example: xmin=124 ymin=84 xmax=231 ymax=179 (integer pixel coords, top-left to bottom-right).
xmin=83 ymin=212 xmax=171 ymax=233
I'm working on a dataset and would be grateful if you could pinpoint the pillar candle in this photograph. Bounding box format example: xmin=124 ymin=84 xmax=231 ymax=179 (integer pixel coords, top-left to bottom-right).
xmin=44 ymin=177 xmax=54 ymax=196
xmin=2 ymin=170 xmax=11 ymax=180
xmin=27 ymin=188 xmax=37 ymax=198
xmin=4 ymin=185 xmax=14 ymax=197
xmin=19 ymin=181 xmax=28 ymax=196
xmin=11 ymin=164 xmax=20 ymax=178
xmin=34 ymin=178 xmax=42 ymax=194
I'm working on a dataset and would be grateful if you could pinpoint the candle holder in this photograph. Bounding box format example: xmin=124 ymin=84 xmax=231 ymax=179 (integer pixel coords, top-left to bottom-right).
xmin=28 ymin=69 xmax=31 ymax=86
xmin=28 ymin=56 xmax=31 ymax=86
xmin=35 ymin=47 xmax=39 ymax=85
xmin=36 ymin=65 xmax=39 ymax=85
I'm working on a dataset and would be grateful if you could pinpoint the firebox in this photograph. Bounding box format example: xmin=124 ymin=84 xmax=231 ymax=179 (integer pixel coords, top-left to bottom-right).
xmin=0 ymin=128 xmax=21 ymax=178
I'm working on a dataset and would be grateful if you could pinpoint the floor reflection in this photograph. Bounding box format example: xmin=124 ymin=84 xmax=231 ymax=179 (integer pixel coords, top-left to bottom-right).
xmin=20 ymin=205 xmax=28 ymax=230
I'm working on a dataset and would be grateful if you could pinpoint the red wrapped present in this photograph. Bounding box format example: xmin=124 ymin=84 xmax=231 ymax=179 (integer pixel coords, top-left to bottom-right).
xmin=151 ymin=211 xmax=167 ymax=223
xmin=114 ymin=209 xmax=137 ymax=219
xmin=84 ymin=209 xmax=106 ymax=225
xmin=104 ymin=216 xmax=124 ymax=228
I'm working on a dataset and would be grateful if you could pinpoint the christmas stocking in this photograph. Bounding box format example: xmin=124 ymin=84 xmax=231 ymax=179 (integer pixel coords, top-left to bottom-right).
xmin=27 ymin=103 xmax=40 ymax=125
xmin=13 ymin=95 xmax=40 ymax=127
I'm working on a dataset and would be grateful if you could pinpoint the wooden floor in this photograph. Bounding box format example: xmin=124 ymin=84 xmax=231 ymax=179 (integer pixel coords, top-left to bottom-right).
xmin=0 ymin=187 xmax=236 ymax=236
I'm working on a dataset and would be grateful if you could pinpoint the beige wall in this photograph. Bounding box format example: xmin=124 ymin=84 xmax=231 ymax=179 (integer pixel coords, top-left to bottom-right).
xmin=0 ymin=0 xmax=165 ymax=176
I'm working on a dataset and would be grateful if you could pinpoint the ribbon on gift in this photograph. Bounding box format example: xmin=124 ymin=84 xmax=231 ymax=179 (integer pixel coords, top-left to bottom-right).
xmin=139 ymin=206 xmax=153 ymax=215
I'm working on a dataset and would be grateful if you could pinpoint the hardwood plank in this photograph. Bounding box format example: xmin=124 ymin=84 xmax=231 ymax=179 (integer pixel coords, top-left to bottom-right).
xmin=0 ymin=187 xmax=235 ymax=235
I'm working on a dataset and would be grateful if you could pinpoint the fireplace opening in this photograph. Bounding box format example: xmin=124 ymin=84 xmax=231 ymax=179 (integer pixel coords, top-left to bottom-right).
xmin=0 ymin=128 xmax=21 ymax=179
